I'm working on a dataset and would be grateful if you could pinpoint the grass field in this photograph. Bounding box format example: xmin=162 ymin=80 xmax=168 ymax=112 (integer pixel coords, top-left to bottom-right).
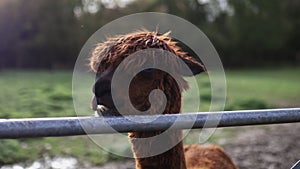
xmin=0 ymin=67 xmax=299 ymax=166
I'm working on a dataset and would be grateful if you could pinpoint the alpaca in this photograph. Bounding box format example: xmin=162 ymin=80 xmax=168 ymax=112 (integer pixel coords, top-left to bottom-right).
xmin=90 ymin=31 xmax=238 ymax=169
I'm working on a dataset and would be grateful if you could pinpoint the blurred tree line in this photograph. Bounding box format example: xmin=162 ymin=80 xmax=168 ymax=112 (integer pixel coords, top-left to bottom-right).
xmin=0 ymin=0 xmax=299 ymax=69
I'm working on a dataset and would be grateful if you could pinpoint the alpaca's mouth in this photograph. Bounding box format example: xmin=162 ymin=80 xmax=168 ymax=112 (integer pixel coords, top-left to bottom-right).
xmin=94 ymin=104 xmax=109 ymax=117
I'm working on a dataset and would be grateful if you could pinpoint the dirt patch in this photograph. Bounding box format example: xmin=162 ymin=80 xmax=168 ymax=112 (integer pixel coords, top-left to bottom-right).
xmin=224 ymin=123 xmax=300 ymax=169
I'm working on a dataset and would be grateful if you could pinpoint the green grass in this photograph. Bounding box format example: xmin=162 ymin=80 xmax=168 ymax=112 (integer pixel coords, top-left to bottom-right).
xmin=182 ymin=67 xmax=300 ymax=112
xmin=225 ymin=67 xmax=300 ymax=107
xmin=0 ymin=71 xmax=117 ymax=165
xmin=0 ymin=67 xmax=299 ymax=165
xmin=0 ymin=71 xmax=75 ymax=118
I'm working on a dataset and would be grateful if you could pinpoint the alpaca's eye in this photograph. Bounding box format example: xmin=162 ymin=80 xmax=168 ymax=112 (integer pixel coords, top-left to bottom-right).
xmin=141 ymin=69 xmax=155 ymax=77
xmin=95 ymin=72 xmax=101 ymax=80
xmin=143 ymin=69 xmax=154 ymax=73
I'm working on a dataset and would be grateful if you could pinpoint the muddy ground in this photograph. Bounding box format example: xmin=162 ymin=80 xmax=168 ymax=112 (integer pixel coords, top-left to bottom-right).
xmin=96 ymin=123 xmax=300 ymax=169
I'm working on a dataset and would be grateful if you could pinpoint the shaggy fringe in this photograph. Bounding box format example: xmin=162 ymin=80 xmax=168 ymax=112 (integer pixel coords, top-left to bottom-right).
xmin=89 ymin=30 xmax=195 ymax=73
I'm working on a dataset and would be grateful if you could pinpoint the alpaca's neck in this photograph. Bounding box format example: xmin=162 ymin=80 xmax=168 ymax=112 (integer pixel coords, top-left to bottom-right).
xmin=127 ymin=76 xmax=187 ymax=169
xmin=129 ymin=130 xmax=186 ymax=169
xmin=129 ymin=84 xmax=186 ymax=169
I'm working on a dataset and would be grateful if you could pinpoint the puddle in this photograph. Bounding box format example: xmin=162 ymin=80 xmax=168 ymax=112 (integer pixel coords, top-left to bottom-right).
xmin=1 ymin=157 xmax=78 ymax=169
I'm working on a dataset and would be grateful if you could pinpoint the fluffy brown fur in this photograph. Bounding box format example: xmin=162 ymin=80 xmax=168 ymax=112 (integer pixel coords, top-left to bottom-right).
xmin=90 ymin=30 xmax=238 ymax=169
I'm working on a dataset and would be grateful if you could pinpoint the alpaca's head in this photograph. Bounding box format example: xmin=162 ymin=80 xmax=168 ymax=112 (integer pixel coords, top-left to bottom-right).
xmin=90 ymin=31 xmax=205 ymax=116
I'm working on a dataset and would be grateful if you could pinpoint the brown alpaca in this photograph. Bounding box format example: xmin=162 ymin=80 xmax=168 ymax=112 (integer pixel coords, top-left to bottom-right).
xmin=90 ymin=31 xmax=238 ymax=169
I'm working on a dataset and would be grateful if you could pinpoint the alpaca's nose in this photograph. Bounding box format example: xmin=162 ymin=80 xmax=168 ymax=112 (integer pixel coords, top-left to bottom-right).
xmin=93 ymin=68 xmax=115 ymax=109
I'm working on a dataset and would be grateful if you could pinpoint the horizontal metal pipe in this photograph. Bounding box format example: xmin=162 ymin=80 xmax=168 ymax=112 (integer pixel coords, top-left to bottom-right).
xmin=0 ymin=108 xmax=300 ymax=139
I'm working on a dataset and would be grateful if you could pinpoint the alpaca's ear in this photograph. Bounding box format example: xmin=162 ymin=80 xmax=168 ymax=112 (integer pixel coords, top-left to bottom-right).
xmin=180 ymin=57 xmax=206 ymax=76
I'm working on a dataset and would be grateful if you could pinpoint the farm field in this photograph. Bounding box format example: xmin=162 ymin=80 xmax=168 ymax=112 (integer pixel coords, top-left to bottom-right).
xmin=0 ymin=67 xmax=299 ymax=167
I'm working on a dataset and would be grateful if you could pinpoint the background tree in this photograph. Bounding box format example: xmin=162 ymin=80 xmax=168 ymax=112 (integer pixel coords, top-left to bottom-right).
xmin=0 ymin=0 xmax=299 ymax=69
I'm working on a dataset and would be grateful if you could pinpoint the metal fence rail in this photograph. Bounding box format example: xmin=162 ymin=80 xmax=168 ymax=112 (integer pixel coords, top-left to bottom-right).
xmin=0 ymin=108 xmax=300 ymax=139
